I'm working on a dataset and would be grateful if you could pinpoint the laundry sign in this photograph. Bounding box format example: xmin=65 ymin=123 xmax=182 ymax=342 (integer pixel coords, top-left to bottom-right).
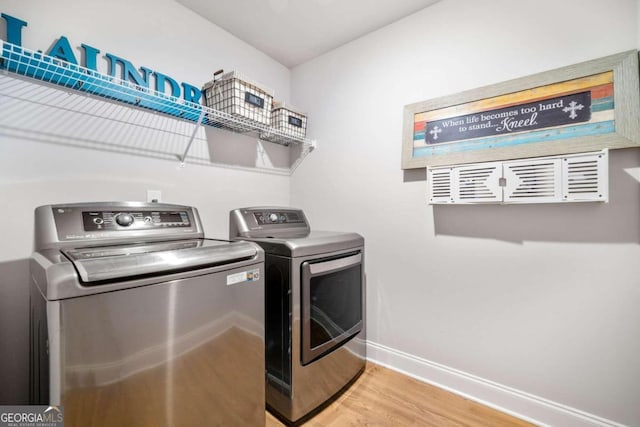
xmin=0 ymin=12 xmax=203 ymax=105
xmin=423 ymin=91 xmax=592 ymax=145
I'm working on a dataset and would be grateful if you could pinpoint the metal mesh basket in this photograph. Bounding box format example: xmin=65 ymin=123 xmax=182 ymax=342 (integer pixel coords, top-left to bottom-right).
xmin=268 ymin=101 xmax=307 ymax=139
xmin=203 ymin=71 xmax=274 ymax=129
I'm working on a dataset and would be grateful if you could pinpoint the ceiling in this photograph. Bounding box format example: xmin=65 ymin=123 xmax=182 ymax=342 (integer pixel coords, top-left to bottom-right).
xmin=176 ymin=0 xmax=441 ymax=68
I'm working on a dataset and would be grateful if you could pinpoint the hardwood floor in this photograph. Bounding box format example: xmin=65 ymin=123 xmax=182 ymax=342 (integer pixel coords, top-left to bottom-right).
xmin=266 ymin=363 xmax=533 ymax=427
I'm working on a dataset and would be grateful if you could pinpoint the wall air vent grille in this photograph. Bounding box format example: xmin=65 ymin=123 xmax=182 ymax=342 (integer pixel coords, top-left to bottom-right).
xmin=428 ymin=168 xmax=453 ymax=203
xmin=455 ymin=163 xmax=502 ymax=203
xmin=427 ymin=150 xmax=607 ymax=205
xmin=503 ymin=159 xmax=561 ymax=203
xmin=563 ymin=152 xmax=608 ymax=202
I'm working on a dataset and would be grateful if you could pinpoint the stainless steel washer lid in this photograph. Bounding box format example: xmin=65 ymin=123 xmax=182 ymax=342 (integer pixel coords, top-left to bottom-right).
xmin=241 ymin=230 xmax=364 ymax=257
xmin=31 ymin=238 xmax=265 ymax=300
xmin=62 ymin=239 xmax=258 ymax=283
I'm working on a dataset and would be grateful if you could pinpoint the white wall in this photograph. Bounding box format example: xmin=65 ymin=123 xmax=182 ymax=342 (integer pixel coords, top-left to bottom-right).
xmin=0 ymin=0 xmax=293 ymax=248
xmin=3 ymin=0 xmax=640 ymax=424
xmin=291 ymin=0 xmax=640 ymax=426
xmin=0 ymin=0 xmax=292 ymax=403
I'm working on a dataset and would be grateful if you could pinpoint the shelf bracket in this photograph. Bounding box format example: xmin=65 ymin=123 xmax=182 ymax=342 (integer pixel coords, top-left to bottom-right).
xmin=178 ymin=108 xmax=207 ymax=166
xmin=290 ymin=140 xmax=317 ymax=173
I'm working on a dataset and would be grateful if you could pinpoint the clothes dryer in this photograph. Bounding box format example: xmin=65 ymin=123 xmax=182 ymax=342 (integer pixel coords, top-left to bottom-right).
xmin=230 ymin=207 xmax=366 ymax=425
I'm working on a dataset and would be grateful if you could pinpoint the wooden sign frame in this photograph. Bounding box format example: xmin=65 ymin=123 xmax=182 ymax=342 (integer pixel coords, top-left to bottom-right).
xmin=402 ymin=50 xmax=640 ymax=169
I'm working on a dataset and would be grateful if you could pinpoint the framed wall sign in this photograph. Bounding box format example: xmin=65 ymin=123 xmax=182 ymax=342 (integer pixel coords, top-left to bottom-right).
xmin=402 ymin=50 xmax=640 ymax=169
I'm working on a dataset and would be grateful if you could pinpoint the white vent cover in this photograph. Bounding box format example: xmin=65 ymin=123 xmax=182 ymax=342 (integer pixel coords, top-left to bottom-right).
xmin=428 ymin=167 xmax=453 ymax=203
xmin=427 ymin=150 xmax=608 ymax=205
xmin=503 ymin=158 xmax=561 ymax=203
xmin=563 ymin=152 xmax=608 ymax=202
xmin=456 ymin=163 xmax=502 ymax=203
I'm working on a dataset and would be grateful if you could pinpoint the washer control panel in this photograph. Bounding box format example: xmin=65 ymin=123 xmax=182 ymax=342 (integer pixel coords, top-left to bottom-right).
xmin=82 ymin=210 xmax=191 ymax=231
xmin=37 ymin=203 xmax=203 ymax=249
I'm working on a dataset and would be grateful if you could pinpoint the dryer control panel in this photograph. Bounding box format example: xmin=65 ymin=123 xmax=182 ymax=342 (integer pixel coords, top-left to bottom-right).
xmin=253 ymin=210 xmax=305 ymax=225
xmin=230 ymin=207 xmax=310 ymax=239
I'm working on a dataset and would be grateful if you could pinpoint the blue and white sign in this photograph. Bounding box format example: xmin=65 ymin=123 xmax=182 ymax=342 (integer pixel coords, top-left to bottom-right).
xmin=0 ymin=12 xmax=204 ymax=121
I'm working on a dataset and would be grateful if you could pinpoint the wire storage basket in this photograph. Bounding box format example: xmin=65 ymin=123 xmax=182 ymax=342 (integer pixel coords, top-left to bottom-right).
xmin=202 ymin=71 xmax=274 ymax=130
xmin=267 ymin=101 xmax=307 ymax=140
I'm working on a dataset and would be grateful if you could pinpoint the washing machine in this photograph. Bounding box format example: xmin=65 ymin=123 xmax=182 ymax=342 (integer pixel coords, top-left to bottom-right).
xmin=230 ymin=207 xmax=366 ymax=425
xmin=30 ymin=202 xmax=265 ymax=426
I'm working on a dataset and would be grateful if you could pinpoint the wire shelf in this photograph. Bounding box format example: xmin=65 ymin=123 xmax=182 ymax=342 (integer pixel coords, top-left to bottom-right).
xmin=0 ymin=40 xmax=315 ymax=170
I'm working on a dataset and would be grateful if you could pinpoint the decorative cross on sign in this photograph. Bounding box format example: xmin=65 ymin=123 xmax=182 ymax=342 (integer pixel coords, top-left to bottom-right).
xmin=562 ymin=101 xmax=585 ymax=119
xmin=429 ymin=125 xmax=442 ymax=140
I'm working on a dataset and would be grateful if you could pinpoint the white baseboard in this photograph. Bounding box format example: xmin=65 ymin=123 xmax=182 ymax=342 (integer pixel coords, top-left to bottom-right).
xmin=366 ymin=341 xmax=626 ymax=427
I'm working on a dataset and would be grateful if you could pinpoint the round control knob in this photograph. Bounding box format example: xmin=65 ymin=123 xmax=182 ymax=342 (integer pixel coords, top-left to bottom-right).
xmin=93 ymin=217 xmax=104 ymax=225
xmin=115 ymin=213 xmax=134 ymax=227
xmin=269 ymin=213 xmax=279 ymax=222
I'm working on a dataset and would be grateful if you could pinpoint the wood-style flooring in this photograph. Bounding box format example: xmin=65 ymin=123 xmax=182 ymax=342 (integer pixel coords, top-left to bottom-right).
xmin=266 ymin=363 xmax=534 ymax=427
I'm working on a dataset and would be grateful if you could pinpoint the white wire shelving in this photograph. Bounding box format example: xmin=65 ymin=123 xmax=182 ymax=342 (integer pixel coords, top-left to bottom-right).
xmin=0 ymin=40 xmax=315 ymax=174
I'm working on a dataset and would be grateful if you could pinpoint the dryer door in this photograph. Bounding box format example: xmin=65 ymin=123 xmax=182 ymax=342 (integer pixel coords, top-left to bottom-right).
xmin=301 ymin=251 xmax=363 ymax=365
